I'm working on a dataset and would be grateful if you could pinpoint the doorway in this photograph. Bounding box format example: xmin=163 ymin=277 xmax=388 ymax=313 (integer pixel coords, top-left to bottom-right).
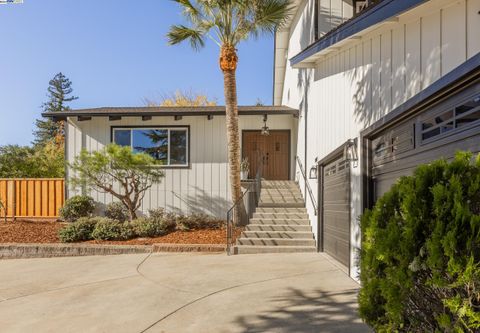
xmin=242 ymin=130 xmax=290 ymax=180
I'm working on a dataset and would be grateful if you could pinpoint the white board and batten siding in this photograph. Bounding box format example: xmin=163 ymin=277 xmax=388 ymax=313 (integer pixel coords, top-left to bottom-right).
xmin=66 ymin=115 xmax=297 ymax=218
xmin=282 ymin=0 xmax=480 ymax=277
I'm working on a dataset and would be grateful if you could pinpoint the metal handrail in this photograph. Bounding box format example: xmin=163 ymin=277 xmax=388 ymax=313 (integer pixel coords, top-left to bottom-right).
xmin=226 ymin=157 xmax=263 ymax=255
xmin=295 ymin=156 xmax=318 ymax=215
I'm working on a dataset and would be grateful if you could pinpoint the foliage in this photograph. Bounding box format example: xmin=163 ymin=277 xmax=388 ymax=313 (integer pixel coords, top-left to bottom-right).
xmin=58 ymin=217 xmax=99 ymax=242
xmin=131 ymin=217 xmax=175 ymax=238
xmin=240 ymin=158 xmax=249 ymax=172
xmin=144 ymin=90 xmax=217 ymax=107
xmin=0 ymin=142 xmax=64 ymax=178
xmin=91 ymin=219 xmax=134 ymax=241
xmin=59 ymin=195 xmax=95 ymax=222
xmin=69 ymin=144 xmax=164 ymax=220
xmin=33 ymin=72 xmax=78 ymax=147
xmin=359 ymin=152 xmax=480 ymax=332
xmin=175 ymin=213 xmax=224 ymax=231
xmin=104 ymin=202 xmax=129 ymax=222
xmin=167 ymin=0 xmax=292 ymax=49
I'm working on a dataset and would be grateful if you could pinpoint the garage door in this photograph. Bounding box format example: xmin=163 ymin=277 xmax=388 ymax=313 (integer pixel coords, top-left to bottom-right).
xmin=372 ymin=83 xmax=480 ymax=201
xmin=323 ymin=156 xmax=350 ymax=267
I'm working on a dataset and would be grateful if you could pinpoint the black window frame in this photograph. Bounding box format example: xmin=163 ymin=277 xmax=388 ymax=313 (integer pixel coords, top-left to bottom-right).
xmin=111 ymin=125 xmax=190 ymax=169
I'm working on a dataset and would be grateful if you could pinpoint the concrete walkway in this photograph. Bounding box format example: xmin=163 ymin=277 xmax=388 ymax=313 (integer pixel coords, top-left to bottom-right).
xmin=0 ymin=252 xmax=370 ymax=333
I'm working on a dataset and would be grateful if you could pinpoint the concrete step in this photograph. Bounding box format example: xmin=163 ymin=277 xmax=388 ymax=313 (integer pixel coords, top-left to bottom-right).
xmin=258 ymin=202 xmax=305 ymax=208
xmin=254 ymin=207 xmax=307 ymax=214
xmin=242 ymin=231 xmax=314 ymax=239
xmin=259 ymin=196 xmax=304 ymax=202
xmin=261 ymin=182 xmax=300 ymax=190
xmin=237 ymin=238 xmax=316 ymax=246
xmin=246 ymin=224 xmax=312 ymax=232
xmin=252 ymin=212 xmax=309 ymax=219
xmin=249 ymin=218 xmax=311 ymax=226
xmin=234 ymin=245 xmax=316 ymax=254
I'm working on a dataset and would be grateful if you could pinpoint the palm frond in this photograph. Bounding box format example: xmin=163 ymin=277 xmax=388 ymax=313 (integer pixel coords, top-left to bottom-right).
xmin=167 ymin=25 xmax=206 ymax=50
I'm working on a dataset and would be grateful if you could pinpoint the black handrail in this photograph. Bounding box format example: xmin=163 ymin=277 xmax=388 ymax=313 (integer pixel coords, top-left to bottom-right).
xmin=296 ymin=156 xmax=318 ymax=215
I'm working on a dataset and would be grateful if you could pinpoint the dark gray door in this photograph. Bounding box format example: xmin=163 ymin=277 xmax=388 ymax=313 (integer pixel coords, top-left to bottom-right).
xmin=323 ymin=156 xmax=350 ymax=267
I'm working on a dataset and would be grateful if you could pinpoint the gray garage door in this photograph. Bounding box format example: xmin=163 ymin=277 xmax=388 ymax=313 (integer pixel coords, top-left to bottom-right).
xmin=323 ymin=156 xmax=350 ymax=267
xmin=372 ymin=83 xmax=480 ymax=201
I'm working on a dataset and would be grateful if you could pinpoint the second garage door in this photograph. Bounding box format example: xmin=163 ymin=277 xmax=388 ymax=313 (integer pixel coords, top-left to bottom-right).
xmin=323 ymin=156 xmax=350 ymax=267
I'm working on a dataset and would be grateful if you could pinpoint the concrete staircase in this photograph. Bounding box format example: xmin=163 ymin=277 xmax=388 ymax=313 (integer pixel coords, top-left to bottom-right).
xmin=234 ymin=180 xmax=317 ymax=254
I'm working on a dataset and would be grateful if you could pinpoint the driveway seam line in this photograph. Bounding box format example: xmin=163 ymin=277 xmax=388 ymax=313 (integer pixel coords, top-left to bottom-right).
xmin=139 ymin=268 xmax=340 ymax=333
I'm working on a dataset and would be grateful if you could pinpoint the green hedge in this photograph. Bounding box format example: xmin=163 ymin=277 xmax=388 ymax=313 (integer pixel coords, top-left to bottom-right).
xmin=359 ymin=152 xmax=480 ymax=332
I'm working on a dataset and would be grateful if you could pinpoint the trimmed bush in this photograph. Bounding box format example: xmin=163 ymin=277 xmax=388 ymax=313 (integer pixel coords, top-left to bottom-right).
xmin=175 ymin=213 xmax=224 ymax=231
xmin=59 ymin=195 xmax=95 ymax=222
xmin=58 ymin=217 xmax=99 ymax=242
xmin=131 ymin=216 xmax=175 ymax=238
xmin=105 ymin=202 xmax=129 ymax=222
xmin=91 ymin=219 xmax=134 ymax=241
xmin=359 ymin=152 xmax=480 ymax=332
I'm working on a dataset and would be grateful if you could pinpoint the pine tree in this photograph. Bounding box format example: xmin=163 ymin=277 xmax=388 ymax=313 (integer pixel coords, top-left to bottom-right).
xmin=33 ymin=72 xmax=78 ymax=147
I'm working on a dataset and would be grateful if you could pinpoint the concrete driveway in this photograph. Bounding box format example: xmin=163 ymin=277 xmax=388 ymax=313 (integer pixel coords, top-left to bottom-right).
xmin=0 ymin=252 xmax=370 ymax=333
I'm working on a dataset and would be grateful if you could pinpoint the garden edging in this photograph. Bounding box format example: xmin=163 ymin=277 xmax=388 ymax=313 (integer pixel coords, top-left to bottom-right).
xmin=0 ymin=243 xmax=226 ymax=259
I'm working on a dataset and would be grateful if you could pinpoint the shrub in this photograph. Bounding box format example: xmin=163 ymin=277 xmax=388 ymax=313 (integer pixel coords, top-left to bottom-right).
xmin=58 ymin=217 xmax=99 ymax=242
xmin=105 ymin=202 xmax=129 ymax=222
xmin=131 ymin=216 xmax=175 ymax=238
xmin=175 ymin=213 xmax=224 ymax=231
xmin=91 ymin=219 xmax=134 ymax=241
xmin=59 ymin=195 xmax=95 ymax=222
xmin=359 ymin=152 xmax=480 ymax=332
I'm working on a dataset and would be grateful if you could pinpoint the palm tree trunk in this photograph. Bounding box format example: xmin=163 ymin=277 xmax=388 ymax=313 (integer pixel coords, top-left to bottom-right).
xmin=223 ymin=69 xmax=242 ymax=206
xmin=220 ymin=44 xmax=243 ymax=221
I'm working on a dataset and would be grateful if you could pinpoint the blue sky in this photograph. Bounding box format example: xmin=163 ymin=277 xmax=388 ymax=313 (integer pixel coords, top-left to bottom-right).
xmin=0 ymin=0 xmax=275 ymax=146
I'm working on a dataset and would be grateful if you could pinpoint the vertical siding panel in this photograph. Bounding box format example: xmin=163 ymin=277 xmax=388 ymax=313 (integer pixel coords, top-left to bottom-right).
xmin=422 ymin=9 xmax=441 ymax=88
xmin=467 ymin=0 xmax=480 ymax=58
xmin=371 ymin=36 xmax=381 ymax=121
xmin=405 ymin=19 xmax=421 ymax=99
xmin=441 ymin=0 xmax=467 ymax=75
xmin=392 ymin=25 xmax=405 ymax=109
xmin=380 ymin=31 xmax=392 ymax=115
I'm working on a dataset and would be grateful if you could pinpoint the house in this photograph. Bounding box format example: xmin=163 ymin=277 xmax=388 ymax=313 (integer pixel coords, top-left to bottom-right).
xmin=44 ymin=0 xmax=480 ymax=280
xmin=276 ymin=0 xmax=480 ymax=278
xmin=44 ymin=106 xmax=299 ymax=218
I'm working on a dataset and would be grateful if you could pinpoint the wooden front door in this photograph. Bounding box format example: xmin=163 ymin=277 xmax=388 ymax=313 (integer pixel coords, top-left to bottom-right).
xmin=242 ymin=130 xmax=290 ymax=180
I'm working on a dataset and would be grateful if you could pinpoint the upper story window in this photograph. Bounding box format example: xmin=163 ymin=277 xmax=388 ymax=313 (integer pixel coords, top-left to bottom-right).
xmin=113 ymin=127 xmax=189 ymax=167
xmin=420 ymin=94 xmax=480 ymax=143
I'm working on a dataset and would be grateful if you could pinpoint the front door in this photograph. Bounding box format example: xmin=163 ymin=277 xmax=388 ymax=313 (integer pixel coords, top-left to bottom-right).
xmin=242 ymin=130 xmax=290 ymax=180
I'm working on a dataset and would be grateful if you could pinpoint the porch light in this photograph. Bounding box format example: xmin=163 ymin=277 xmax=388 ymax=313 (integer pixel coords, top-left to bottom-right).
xmin=261 ymin=114 xmax=270 ymax=136
xmin=309 ymin=165 xmax=318 ymax=179
xmin=345 ymin=139 xmax=359 ymax=166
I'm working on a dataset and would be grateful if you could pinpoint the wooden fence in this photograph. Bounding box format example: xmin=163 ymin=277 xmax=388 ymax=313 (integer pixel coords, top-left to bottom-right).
xmin=0 ymin=179 xmax=65 ymax=219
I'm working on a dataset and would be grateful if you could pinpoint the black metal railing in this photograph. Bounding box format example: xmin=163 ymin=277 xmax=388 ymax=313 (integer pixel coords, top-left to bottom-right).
xmin=226 ymin=158 xmax=263 ymax=255
xmin=296 ymin=156 xmax=318 ymax=215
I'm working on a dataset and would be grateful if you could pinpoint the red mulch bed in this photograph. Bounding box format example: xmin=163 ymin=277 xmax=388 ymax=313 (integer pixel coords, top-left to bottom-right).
xmin=0 ymin=220 xmax=238 ymax=245
xmin=0 ymin=220 xmax=65 ymax=243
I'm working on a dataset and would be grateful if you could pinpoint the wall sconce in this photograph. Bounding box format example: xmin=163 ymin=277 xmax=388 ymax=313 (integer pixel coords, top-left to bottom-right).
xmin=309 ymin=157 xmax=318 ymax=179
xmin=345 ymin=139 xmax=359 ymax=167
xmin=261 ymin=114 xmax=270 ymax=136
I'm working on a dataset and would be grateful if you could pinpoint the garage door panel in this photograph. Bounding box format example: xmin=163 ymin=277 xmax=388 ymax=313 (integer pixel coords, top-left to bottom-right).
xmin=323 ymin=155 xmax=350 ymax=267
xmin=371 ymin=83 xmax=480 ymax=201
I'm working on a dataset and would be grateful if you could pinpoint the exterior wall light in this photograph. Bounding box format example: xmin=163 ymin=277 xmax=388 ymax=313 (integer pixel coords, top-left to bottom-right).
xmin=309 ymin=165 xmax=318 ymax=179
xmin=261 ymin=114 xmax=270 ymax=136
xmin=345 ymin=138 xmax=359 ymax=167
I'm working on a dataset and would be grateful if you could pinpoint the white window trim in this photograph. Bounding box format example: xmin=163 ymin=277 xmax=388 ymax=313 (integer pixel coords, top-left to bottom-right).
xmin=112 ymin=127 xmax=189 ymax=167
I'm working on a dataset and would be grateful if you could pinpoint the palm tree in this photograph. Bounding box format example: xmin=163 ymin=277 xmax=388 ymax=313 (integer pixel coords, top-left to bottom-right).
xmin=167 ymin=0 xmax=291 ymax=206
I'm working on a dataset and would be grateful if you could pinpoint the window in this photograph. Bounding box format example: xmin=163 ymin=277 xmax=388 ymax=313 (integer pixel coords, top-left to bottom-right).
xmin=420 ymin=94 xmax=480 ymax=143
xmin=113 ymin=127 xmax=188 ymax=166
